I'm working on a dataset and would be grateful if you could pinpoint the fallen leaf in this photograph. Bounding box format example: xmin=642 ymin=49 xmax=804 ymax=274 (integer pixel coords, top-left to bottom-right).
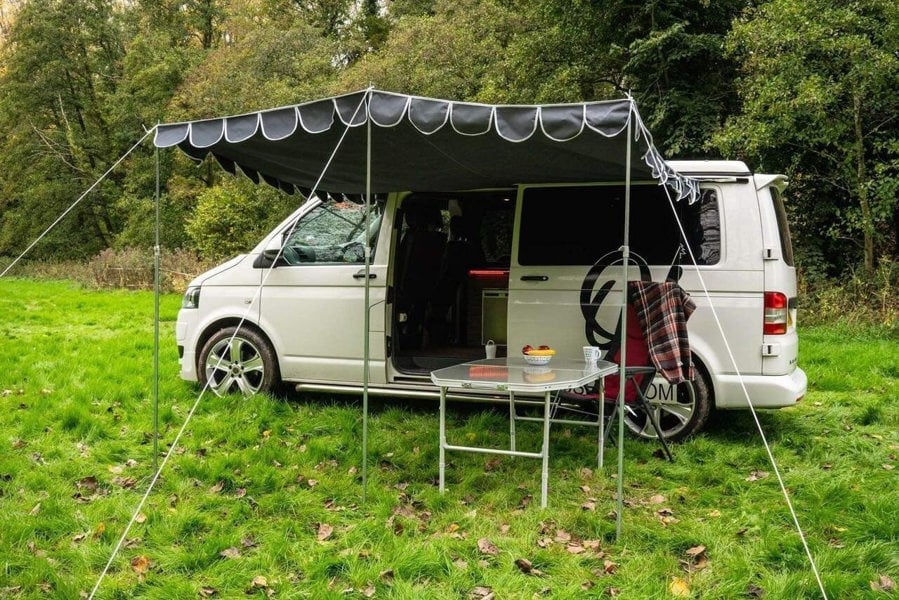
xmin=219 ymin=547 xmax=241 ymax=559
xmin=484 ymin=457 xmax=502 ymax=471
xmin=468 ymin=586 xmax=494 ymax=599
xmin=135 ymin=513 xmax=147 ymax=524
xmin=870 ymin=574 xmax=895 ymax=593
xmin=649 ymin=494 xmax=666 ymax=505
xmin=707 ymin=509 xmax=721 ymax=518
xmin=747 ymin=583 xmax=764 ymax=598
xmin=514 ymin=558 xmax=544 ymax=576
xmin=566 ymin=544 xmax=585 ymax=554
xmin=606 ymin=587 xmax=621 ymax=596
xmin=72 ymin=532 xmax=87 ymax=543
xmin=882 ymin=464 xmax=894 ymax=471
xmin=241 ymin=536 xmax=257 ymax=548
xmin=317 ymin=523 xmax=334 ymax=541
xmin=499 ymin=523 xmax=511 ymax=535
xmin=453 ymin=558 xmax=468 ymax=570
xmin=250 ymin=575 xmax=268 ymax=589
xmin=209 ymin=481 xmax=224 ymax=493
xmin=581 ymin=500 xmax=597 ymax=511
xmin=93 ymin=522 xmax=106 ymax=539
xmin=38 ymin=582 xmax=52 ymax=593
xmin=477 ymin=538 xmax=499 ymax=556
xmin=112 ymin=476 xmax=137 ymax=489
xmin=746 ymin=470 xmax=769 ymax=482
xmin=199 ymin=586 xmax=218 ymax=597
xmin=361 ymin=582 xmax=376 ymax=597
xmin=669 ymin=576 xmax=690 ymax=597
xmin=76 ymin=476 xmax=99 ymax=493
xmin=581 ymin=580 xmax=595 ymax=591
xmin=554 ymin=530 xmax=571 ymax=543
xmin=685 ymin=545 xmax=706 ymax=558
xmin=29 ymin=503 xmax=41 ymax=516
xmin=379 ymin=569 xmax=394 ymax=583
xmin=603 ymin=559 xmax=618 ymax=575
xmin=131 ymin=556 xmax=151 ymax=582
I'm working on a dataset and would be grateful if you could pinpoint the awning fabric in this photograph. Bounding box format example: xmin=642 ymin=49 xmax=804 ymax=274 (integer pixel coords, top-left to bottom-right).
xmin=154 ymin=89 xmax=697 ymax=200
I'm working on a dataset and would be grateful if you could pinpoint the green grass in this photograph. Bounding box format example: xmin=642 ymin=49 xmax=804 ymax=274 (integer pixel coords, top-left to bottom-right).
xmin=0 ymin=278 xmax=897 ymax=599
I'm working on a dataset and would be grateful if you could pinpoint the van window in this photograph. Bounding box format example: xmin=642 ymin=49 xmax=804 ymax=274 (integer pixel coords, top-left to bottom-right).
xmin=770 ymin=187 xmax=795 ymax=266
xmin=518 ymin=185 xmax=720 ymax=266
xmin=281 ymin=197 xmax=384 ymax=264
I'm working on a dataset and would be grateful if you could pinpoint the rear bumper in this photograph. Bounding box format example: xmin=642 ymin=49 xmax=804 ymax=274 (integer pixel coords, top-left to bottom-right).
xmin=714 ymin=367 xmax=807 ymax=409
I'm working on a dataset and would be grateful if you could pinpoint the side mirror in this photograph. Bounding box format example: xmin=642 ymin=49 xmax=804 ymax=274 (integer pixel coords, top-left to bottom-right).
xmin=253 ymin=238 xmax=284 ymax=269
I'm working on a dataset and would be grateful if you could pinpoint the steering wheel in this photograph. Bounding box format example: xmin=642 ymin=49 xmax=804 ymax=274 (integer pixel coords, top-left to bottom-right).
xmin=340 ymin=241 xmax=366 ymax=263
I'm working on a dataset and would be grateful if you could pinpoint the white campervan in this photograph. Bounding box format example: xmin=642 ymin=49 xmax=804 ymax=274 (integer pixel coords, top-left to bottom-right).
xmin=176 ymin=160 xmax=806 ymax=440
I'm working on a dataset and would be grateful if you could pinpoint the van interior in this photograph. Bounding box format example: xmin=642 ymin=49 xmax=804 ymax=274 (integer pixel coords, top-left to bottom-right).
xmin=391 ymin=191 xmax=515 ymax=373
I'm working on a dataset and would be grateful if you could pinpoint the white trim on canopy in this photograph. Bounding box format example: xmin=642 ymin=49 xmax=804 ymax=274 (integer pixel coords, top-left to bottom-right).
xmin=154 ymin=89 xmax=699 ymax=201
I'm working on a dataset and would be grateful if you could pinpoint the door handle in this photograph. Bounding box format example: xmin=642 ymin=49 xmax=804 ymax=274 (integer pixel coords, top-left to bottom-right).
xmin=353 ymin=270 xmax=376 ymax=280
xmin=520 ymin=275 xmax=549 ymax=281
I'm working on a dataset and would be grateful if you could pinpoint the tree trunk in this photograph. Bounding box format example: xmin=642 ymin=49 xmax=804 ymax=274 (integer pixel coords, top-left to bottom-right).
xmin=853 ymin=91 xmax=874 ymax=276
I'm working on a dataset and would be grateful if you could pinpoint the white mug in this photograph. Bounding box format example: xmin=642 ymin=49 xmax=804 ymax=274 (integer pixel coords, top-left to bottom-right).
xmin=485 ymin=339 xmax=496 ymax=359
xmin=583 ymin=345 xmax=600 ymax=363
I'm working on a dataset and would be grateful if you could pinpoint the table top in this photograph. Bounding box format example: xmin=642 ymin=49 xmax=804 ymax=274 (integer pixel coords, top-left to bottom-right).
xmin=430 ymin=357 xmax=617 ymax=393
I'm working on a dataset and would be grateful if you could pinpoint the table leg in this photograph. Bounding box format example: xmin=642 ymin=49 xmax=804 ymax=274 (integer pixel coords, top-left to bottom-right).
xmin=509 ymin=391 xmax=517 ymax=452
xmin=439 ymin=385 xmax=446 ymax=494
xmin=540 ymin=390 xmax=551 ymax=508
xmin=598 ymin=376 xmax=605 ymax=469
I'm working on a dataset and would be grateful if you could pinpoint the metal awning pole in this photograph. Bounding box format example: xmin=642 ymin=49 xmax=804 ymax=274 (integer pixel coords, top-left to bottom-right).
xmin=153 ymin=141 xmax=161 ymax=474
xmin=616 ymin=105 xmax=634 ymax=541
xmin=362 ymin=89 xmax=373 ymax=503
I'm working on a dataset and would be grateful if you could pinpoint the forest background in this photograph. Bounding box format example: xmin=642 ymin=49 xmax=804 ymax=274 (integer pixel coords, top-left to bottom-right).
xmin=0 ymin=0 xmax=897 ymax=316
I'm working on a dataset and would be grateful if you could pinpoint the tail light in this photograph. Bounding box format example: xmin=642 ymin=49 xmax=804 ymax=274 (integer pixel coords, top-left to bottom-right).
xmin=764 ymin=292 xmax=788 ymax=335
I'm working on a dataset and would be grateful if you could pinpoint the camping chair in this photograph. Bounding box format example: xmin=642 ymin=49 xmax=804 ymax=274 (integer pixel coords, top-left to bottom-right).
xmin=561 ymin=279 xmax=696 ymax=462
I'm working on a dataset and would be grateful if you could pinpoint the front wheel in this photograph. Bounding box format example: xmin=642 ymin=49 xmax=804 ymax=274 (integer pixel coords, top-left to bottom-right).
xmin=198 ymin=327 xmax=280 ymax=397
xmin=624 ymin=366 xmax=712 ymax=442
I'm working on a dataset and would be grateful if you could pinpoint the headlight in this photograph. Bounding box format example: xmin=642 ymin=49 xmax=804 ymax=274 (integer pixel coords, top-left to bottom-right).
xmin=182 ymin=286 xmax=201 ymax=309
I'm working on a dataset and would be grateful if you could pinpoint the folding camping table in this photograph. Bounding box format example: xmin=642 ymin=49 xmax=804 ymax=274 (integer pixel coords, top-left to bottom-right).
xmin=431 ymin=357 xmax=617 ymax=508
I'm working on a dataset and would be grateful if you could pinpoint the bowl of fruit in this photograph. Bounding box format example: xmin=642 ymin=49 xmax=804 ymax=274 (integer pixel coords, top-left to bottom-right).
xmin=522 ymin=344 xmax=556 ymax=366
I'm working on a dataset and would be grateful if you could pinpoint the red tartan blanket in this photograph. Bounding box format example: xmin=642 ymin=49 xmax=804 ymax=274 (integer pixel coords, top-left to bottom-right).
xmin=628 ymin=280 xmax=696 ymax=384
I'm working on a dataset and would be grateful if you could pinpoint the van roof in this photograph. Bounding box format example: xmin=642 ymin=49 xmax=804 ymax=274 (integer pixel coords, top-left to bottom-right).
xmin=668 ymin=160 xmax=752 ymax=176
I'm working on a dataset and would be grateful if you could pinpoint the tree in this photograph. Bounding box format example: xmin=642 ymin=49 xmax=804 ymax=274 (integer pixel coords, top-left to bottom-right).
xmin=0 ymin=0 xmax=129 ymax=259
xmin=470 ymin=0 xmax=748 ymax=157
xmin=715 ymin=0 xmax=899 ymax=275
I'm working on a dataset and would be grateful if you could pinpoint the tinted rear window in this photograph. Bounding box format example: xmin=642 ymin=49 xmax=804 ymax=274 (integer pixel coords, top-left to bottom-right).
xmin=771 ymin=187 xmax=795 ymax=266
xmin=518 ymin=185 xmax=720 ymax=266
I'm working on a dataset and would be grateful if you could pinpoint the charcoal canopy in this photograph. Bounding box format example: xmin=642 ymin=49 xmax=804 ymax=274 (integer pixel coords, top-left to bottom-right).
xmin=154 ymin=89 xmax=697 ymax=199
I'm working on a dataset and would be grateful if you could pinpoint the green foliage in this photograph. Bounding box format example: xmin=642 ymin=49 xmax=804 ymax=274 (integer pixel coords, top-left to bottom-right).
xmin=715 ymin=0 xmax=899 ymax=274
xmin=0 ymin=280 xmax=897 ymax=597
xmin=186 ymin=178 xmax=299 ymax=261
xmin=0 ymin=0 xmax=896 ymax=284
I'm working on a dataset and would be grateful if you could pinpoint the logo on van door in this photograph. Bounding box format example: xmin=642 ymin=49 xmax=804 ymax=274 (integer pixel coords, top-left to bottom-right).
xmin=579 ymin=251 xmax=651 ymax=350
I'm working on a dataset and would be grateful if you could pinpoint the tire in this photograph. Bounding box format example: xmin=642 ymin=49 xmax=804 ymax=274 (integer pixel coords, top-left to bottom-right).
xmin=198 ymin=326 xmax=280 ymax=397
xmin=624 ymin=363 xmax=712 ymax=442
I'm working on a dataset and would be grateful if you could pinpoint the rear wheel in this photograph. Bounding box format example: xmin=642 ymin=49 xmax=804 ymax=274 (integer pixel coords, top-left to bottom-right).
xmin=624 ymin=365 xmax=712 ymax=442
xmin=198 ymin=327 xmax=280 ymax=397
